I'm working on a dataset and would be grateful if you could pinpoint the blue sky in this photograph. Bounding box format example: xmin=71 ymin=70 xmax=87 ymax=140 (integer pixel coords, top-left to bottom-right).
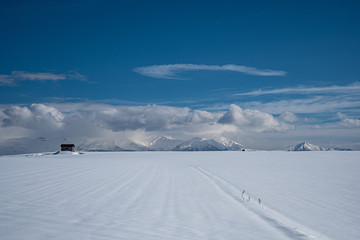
xmin=0 ymin=0 xmax=360 ymax=150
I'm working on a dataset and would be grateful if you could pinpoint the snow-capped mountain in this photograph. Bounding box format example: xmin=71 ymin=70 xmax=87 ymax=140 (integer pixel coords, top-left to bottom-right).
xmin=287 ymin=142 xmax=333 ymax=151
xmin=77 ymin=139 xmax=125 ymax=152
xmin=144 ymin=136 xmax=183 ymax=151
xmin=173 ymin=137 xmax=245 ymax=151
xmin=174 ymin=137 xmax=228 ymax=151
xmin=218 ymin=137 xmax=245 ymax=150
xmin=77 ymin=138 xmax=153 ymax=151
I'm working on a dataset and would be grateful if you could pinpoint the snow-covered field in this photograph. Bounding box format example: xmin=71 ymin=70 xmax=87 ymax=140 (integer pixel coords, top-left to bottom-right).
xmin=0 ymin=151 xmax=359 ymax=240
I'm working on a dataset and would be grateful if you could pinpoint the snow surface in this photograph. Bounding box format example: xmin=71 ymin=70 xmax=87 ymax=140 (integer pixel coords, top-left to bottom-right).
xmin=0 ymin=151 xmax=359 ymax=240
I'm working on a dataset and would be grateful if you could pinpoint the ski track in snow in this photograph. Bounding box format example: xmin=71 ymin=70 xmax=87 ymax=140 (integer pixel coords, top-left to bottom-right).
xmin=0 ymin=152 xmax=358 ymax=239
xmin=192 ymin=166 xmax=332 ymax=240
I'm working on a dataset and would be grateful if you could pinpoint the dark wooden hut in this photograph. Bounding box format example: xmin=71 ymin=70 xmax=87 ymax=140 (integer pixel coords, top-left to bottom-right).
xmin=61 ymin=144 xmax=75 ymax=152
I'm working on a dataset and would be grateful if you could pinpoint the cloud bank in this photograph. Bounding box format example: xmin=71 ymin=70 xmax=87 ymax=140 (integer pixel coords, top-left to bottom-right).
xmin=134 ymin=64 xmax=286 ymax=79
xmin=1 ymin=103 xmax=287 ymax=134
xmin=0 ymin=103 xmax=293 ymax=148
xmin=0 ymin=71 xmax=87 ymax=86
xmin=2 ymin=104 xmax=64 ymax=129
xmin=1 ymin=102 xmax=359 ymax=152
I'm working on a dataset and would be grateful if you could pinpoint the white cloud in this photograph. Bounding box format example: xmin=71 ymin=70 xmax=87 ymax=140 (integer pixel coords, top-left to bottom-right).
xmin=12 ymin=71 xmax=66 ymax=81
xmin=0 ymin=103 xmax=359 ymax=151
xmin=0 ymin=103 xmax=292 ymax=143
xmin=2 ymin=104 xmax=64 ymax=130
xmin=234 ymin=82 xmax=360 ymax=96
xmin=337 ymin=112 xmax=360 ymax=128
xmin=243 ymin=95 xmax=360 ymax=114
xmin=66 ymin=71 xmax=89 ymax=82
xmin=340 ymin=118 xmax=360 ymax=128
xmin=218 ymin=104 xmax=293 ymax=132
xmin=0 ymin=70 xmax=88 ymax=86
xmin=92 ymin=105 xmax=202 ymax=131
xmin=134 ymin=64 xmax=286 ymax=79
xmin=278 ymin=111 xmax=298 ymax=123
xmin=0 ymin=75 xmax=16 ymax=86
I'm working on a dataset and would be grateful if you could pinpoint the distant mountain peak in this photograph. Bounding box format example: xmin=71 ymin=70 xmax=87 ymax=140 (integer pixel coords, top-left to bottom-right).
xmin=219 ymin=137 xmax=245 ymax=149
xmin=173 ymin=137 xmax=245 ymax=151
xmin=287 ymin=141 xmax=333 ymax=151
xmin=173 ymin=137 xmax=227 ymax=151
xmin=143 ymin=136 xmax=176 ymax=147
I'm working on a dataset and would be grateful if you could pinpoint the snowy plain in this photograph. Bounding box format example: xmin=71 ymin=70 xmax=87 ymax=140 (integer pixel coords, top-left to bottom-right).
xmin=0 ymin=151 xmax=359 ymax=240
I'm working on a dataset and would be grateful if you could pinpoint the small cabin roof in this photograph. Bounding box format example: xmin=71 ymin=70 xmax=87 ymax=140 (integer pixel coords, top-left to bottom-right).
xmin=61 ymin=144 xmax=75 ymax=147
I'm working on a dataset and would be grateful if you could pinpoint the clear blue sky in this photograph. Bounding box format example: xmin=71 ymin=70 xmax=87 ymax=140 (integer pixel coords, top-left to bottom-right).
xmin=1 ymin=0 xmax=359 ymax=105
xmin=0 ymin=0 xmax=359 ymax=149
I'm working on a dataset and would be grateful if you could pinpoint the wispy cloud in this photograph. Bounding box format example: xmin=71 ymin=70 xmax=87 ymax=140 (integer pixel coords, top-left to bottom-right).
xmin=0 ymin=75 xmax=15 ymax=86
xmin=12 ymin=71 xmax=66 ymax=81
xmin=134 ymin=64 xmax=286 ymax=79
xmin=234 ymin=82 xmax=360 ymax=96
xmin=243 ymin=95 xmax=360 ymax=115
xmin=0 ymin=70 xmax=88 ymax=86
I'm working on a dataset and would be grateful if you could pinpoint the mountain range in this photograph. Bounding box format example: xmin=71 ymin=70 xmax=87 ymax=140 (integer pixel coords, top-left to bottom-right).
xmin=0 ymin=137 xmax=353 ymax=155
xmin=78 ymin=136 xmax=245 ymax=152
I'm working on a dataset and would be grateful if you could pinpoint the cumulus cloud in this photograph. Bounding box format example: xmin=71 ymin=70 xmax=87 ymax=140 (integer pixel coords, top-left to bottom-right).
xmin=73 ymin=104 xmax=290 ymax=134
xmin=279 ymin=111 xmax=298 ymax=123
xmin=0 ymin=70 xmax=87 ymax=86
xmin=91 ymin=105 xmax=217 ymax=131
xmin=0 ymin=103 xmax=292 ymax=143
xmin=1 ymin=103 xmax=359 ymax=151
xmin=134 ymin=64 xmax=286 ymax=79
xmin=337 ymin=112 xmax=360 ymax=128
xmin=2 ymin=104 xmax=64 ymax=129
xmin=218 ymin=104 xmax=293 ymax=132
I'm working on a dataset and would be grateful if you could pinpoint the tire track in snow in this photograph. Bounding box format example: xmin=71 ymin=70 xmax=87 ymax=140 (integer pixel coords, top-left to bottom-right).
xmin=67 ymin=166 xmax=152 ymax=227
xmin=0 ymin=165 xmax=155 ymax=240
xmin=192 ymin=166 xmax=333 ymax=240
xmin=5 ymin=166 xmax=105 ymax=203
xmin=83 ymin=166 xmax=165 ymax=238
xmin=119 ymin=166 xmax=161 ymax=215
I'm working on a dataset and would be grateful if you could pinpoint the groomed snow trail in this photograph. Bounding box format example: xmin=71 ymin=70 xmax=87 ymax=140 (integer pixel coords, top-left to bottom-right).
xmin=0 ymin=151 xmax=358 ymax=240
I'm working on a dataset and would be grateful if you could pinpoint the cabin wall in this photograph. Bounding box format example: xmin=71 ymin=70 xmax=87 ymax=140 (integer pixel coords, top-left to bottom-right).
xmin=61 ymin=147 xmax=75 ymax=151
